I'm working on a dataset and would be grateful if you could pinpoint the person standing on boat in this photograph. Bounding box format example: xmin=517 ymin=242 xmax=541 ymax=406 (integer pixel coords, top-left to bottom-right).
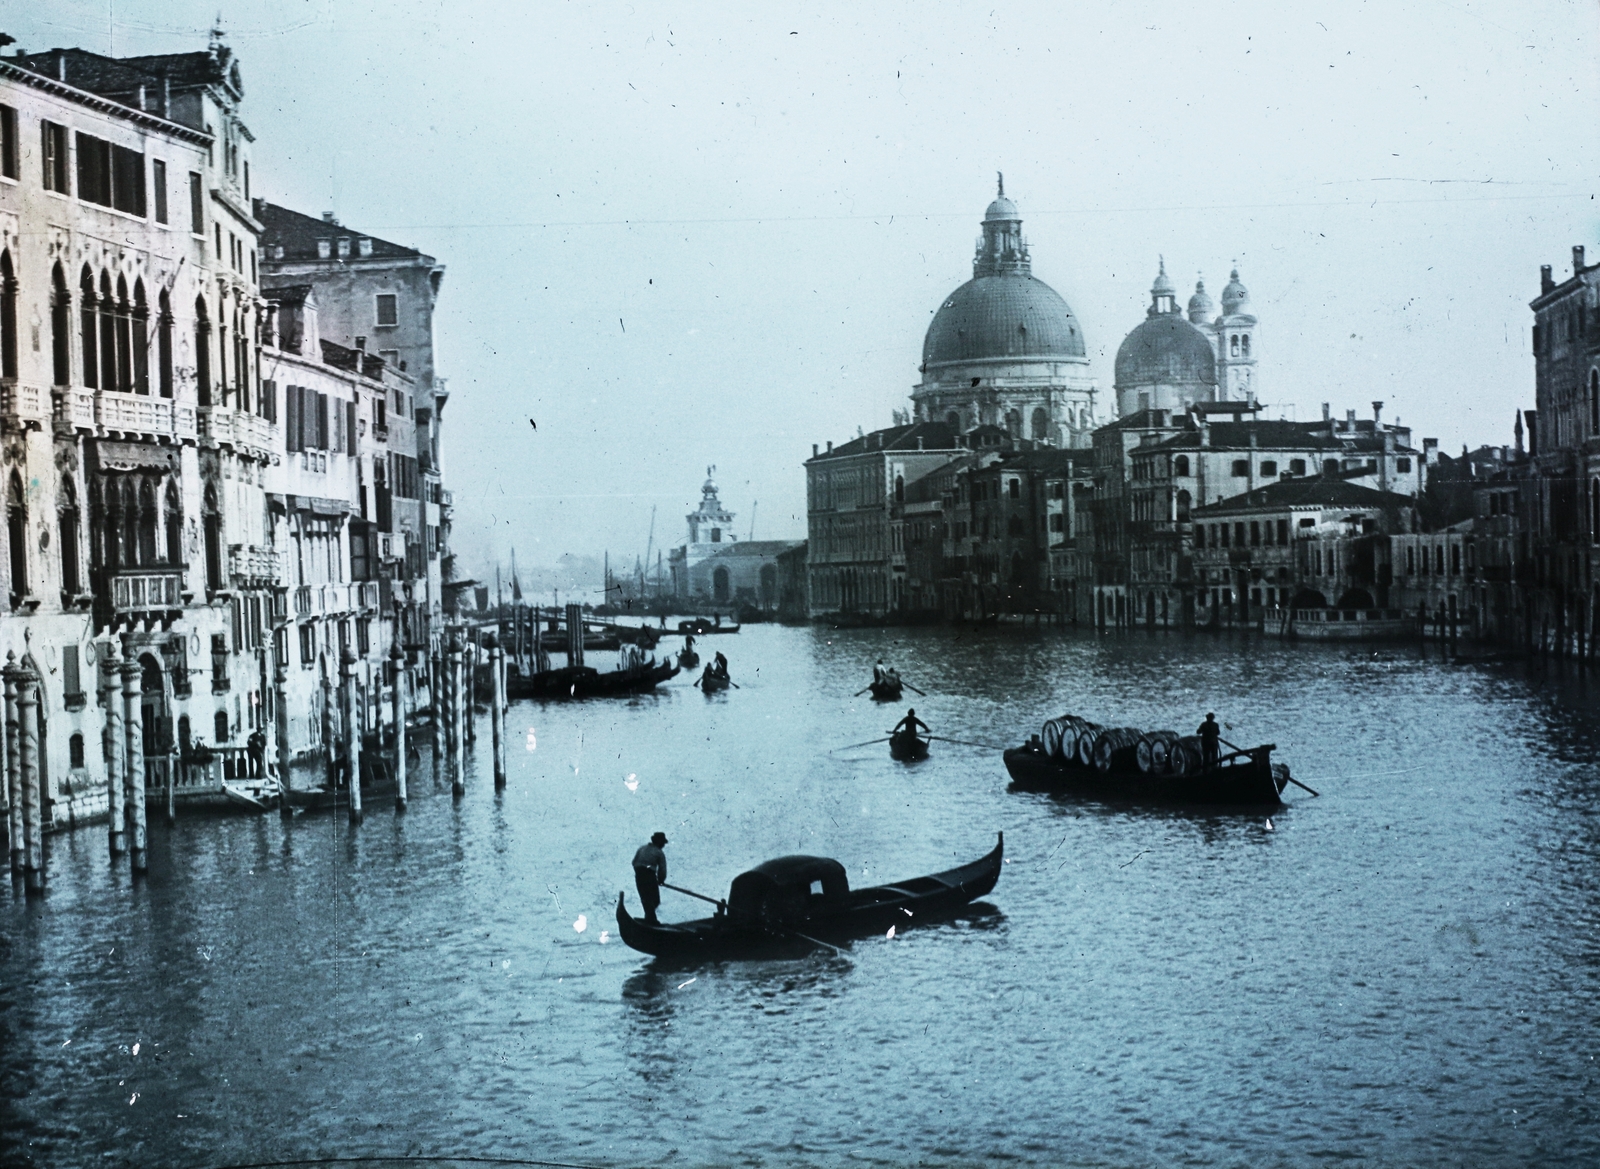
xmin=893 ymin=708 xmax=929 ymax=739
xmin=632 ymin=832 xmax=669 ymax=925
xmin=713 ymin=651 xmax=729 ymax=679
xmin=1198 ymin=713 xmax=1221 ymax=769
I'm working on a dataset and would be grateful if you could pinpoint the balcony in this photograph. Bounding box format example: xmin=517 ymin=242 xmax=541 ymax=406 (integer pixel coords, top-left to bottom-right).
xmin=96 ymin=389 xmax=197 ymax=443
xmin=293 ymin=582 xmax=356 ymax=618
xmin=201 ymin=406 xmax=281 ymax=460
xmin=229 ymin=545 xmax=281 ymax=587
xmin=357 ymin=580 xmax=381 ymax=610
xmin=0 ymin=380 xmax=50 ymax=429
xmin=107 ymin=567 xmax=186 ymax=615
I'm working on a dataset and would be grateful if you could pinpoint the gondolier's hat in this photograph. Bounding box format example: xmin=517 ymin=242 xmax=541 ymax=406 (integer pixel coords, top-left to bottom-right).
xmin=651 ymin=831 xmax=668 ymax=846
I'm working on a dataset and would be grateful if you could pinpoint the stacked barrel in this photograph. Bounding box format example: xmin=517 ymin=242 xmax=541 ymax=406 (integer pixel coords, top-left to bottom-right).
xmin=1038 ymin=715 xmax=1206 ymax=777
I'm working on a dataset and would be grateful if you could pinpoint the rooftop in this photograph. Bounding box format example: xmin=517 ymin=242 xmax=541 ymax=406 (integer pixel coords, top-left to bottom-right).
xmin=257 ymin=201 xmax=427 ymax=264
xmin=809 ymin=421 xmax=961 ymax=462
xmin=1193 ymin=477 xmax=1415 ymax=517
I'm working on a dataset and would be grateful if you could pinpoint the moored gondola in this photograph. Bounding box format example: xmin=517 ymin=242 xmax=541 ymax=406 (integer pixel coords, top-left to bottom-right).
xmin=507 ymin=659 xmax=678 ymax=701
xmin=1005 ymin=722 xmax=1288 ymax=807
xmin=616 ymin=833 xmax=1003 ymax=960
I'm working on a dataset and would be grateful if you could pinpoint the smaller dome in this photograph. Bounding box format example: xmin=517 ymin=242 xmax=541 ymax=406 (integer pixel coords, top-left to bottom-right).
xmin=1114 ymin=314 xmax=1217 ymax=391
xmin=985 ymin=195 xmax=1019 ymax=222
xmin=1221 ymin=267 xmax=1250 ymax=314
xmin=1150 ymin=257 xmax=1174 ymax=297
xmin=1187 ymin=278 xmax=1214 ymax=324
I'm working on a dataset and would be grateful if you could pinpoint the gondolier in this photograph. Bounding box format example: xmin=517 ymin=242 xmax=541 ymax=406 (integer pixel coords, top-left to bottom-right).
xmin=632 ymin=832 xmax=669 ymax=925
xmin=1198 ymin=713 xmax=1220 ymax=768
xmin=713 ymin=651 xmax=729 ymax=679
xmin=893 ymin=708 xmax=928 ymax=738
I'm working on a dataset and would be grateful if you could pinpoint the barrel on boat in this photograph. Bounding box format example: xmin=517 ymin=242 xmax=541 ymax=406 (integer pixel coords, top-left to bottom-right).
xmin=1075 ymin=721 xmax=1106 ymax=767
xmin=1041 ymin=718 xmax=1064 ymax=759
xmin=1093 ymin=727 xmax=1144 ymax=773
xmin=1169 ymin=734 xmax=1205 ymax=776
xmin=1137 ymin=730 xmax=1181 ymax=774
xmin=1058 ymin=715 xmax=1094 ymax=763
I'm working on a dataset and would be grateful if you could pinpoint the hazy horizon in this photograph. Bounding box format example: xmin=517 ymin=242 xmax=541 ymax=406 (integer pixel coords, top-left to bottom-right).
xmin=13 ymin=1 xmax=1597 ymax=580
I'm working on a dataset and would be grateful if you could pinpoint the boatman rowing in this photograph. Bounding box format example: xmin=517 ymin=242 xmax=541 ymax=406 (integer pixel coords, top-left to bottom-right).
xmin=1198 ymin=712 xmax=1221 ymax=769
xmin=892 ymin=708 xmax=929 ymax=739
xmin=632 ymin=831 xmax=669 ymax=925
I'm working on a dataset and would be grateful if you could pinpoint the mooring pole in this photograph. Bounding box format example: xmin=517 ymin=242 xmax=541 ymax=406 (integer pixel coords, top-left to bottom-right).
xmin=391 ymin=642 xmax=407 ymax=811
xmin=4 ymin=653 xmax=22 ymax=874
xmin=450 ymin=634 xmax=465 ymax=798
xmin=103 ymin=641 xmax=126 ymax=858
xmin=122 ymin=655 xmax=147 ymax=874
xmin=465 ymin=631 xmax=477 ymax=745
xmin=343 ymin=647 xmax=362 ymax=824
xmin=276 ymin=660 xmax=293 ymax=818
xmin=17 ymin=665 xmax=43 ymax=895
xmin=431 ymin=646 xmax=445 ymax=779
xmin=489 ymin=635 xmax=506 ymax=789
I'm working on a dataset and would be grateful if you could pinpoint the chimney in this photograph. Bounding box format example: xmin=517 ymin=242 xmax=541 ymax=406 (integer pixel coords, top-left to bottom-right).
xmin=161 ymin=75 xmax=171 ymax=118
xmin=812 ymin=443 xmax=818 ymax=457
xmin=1575 ymin=245 xmax=1587 ymax=274
xmin=322 ymin=211 xmax=338 ymax=224
xmin=355 ymin=336 xmax=366 ymax=351
xmin=1514 ymin=410 xmax=1525 ymax=454
xmin=1423 ymin=437 xmax=1439 ymax=465
xmin=1199 ymin=420 xmax=1210 ymax=448
xmin=917 ymin=436 xmax=924 ymax=450
xmin=137 ymin=84 xmax=147 ymax=111
xmin=56 ymin=50 xmax=66 ymax=81
xmin=1321 ymin=402 xmax=1331 ymax=424
xmin=1372 ymin=400 xmax=1384 ymax=422
xmin=826 ymin=440 xmax=833 ymax=453
xmin=1345 ymin=409 xmax=1356 ymax=431
xmin=1542 ymin=264 xmax=1555 ymax=294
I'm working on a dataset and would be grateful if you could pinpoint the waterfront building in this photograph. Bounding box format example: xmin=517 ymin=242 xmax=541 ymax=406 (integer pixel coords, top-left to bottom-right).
xmin=0 ymin=36 xmax=278 ymax=828
xmin=910 ymin=179 xmax=1097 ymax=448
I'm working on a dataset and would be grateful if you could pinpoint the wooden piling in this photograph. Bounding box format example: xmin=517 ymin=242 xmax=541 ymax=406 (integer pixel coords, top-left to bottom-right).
xmin=276 ymin=662 xmax=293 ymax=818
xmin=18 ymin=665 xmax=43 ymax=895
xmin=102 ymin=642 xmax=126 ymax=857
xmin=4 ymin=654 xmax=21 ymax=874
xmin=431 ymin=649 xmax=446 ymax=777
xmin=343 ymin=648 xmax=363 ymax=823
xmin=465 ymin=632 xmax=477 ymax=745
xmin=391 ymin=644 xmax=407 ymax=811
xmin=122 ymin=657 xmax=147 ymax=874
xmin=490 ymin=636 xmax=507 ymax=788
xmin=450 ymin=636 xmax=465 ymax=797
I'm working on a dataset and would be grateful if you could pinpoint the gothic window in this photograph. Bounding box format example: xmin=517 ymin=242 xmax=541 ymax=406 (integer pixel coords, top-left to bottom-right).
xmin=157 ymin=290 xmax=173 ymax=397
xmin=233 ymin=308 xmax=248 ymax=410
xmin=138 ymin=479 xmax=159 ymax=565
xmin=120 ymin=479 xmax=138 ymax=567
xmin=165 ymin=480 xmax=183 ymax=565
xmin=51 ymin=264 xmax=71 ymax=386
xmin=59 ymin=478 xmax=80 ymax=595
xmin=0 ymin=250 xmax=15 ymax=380
xmin=194 ymin=296 xmax=211 ymax=406
xmin=203 ymin=484 xmax=222 ymax=592
xmin=80 ymin=267 xmax=99 ymax=389
xmin=7 ymin=470 xmax=26 ymax=600
xmin=114 ymin=275 xmax=133 ymax=392
xmin=88 ymin=478 xmax=106 ymax=570
xmin=132 ymin=280 xmax=149 ymax=394
xmin=99 ymin=272 xmax=117 ymax=391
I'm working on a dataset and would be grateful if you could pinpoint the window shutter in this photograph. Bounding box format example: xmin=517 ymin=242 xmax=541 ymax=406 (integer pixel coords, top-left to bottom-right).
xmin=63 ymin=645 xmax=80 ymax=696
xmin=316 ymin=393 xmax=329 ymax=450
xmin=285 ymin=385 xmax=299 ymax=452
xmin=347 ymin=401 xmax=357 ymax=456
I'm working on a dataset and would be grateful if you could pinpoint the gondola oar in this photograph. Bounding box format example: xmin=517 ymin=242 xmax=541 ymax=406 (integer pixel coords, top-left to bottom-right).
xmin=926 ymin=735 xmax=1006 ymax=750
xmin=1220 ymin=736 xmax=1320 ymax=797
xmin=834 ymin=735 xmax=891 ymax=752
xmin=778 ymin=927 xmax=843 ymax=956
xmin=661 ymin=881 xmax=727 ymax=911
xmin=853 ymin=686 xmax=872 ymax=697
xmin=900 ymin=680 xmax=927 ymax=696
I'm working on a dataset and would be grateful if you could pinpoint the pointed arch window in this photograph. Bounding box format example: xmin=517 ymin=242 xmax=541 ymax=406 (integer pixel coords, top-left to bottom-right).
xmin=51 ymin=264 xmax=72 ymax=386
xmin=132 ymin=279 xmax=149 ymax=394
xmin=138 ymin=478 xmax=158 ymax=565
xmin=99 ymin=272 xmax=118 ymax=391
xmin=59 ymin=477 xmax=81 ymax=595
xmin=113 ymin=275 xmax=134 ymax=392
xmin=120 ymin=479 xmax=138 ymax=568
xmin=0 ymin=250 xmax=16 ymax=380
xmin=157 ymin=290 xmax=173 ymax=397
xmin=88 ymin=478 xmax=107 ymax=571
xmin=165 ymin=480 xmax=183 ymax=565
xmin=6 ymin=470 xmax=26 ymax=601
xmin=80 ymin=268 xmax=99 ymax=389
xmin=233 ymin=308 xmax=249 ymax=411
xmin=203 ymin=483 xmax=222 ymax=592
xmin=194 ymin=296 xmax=211 ymax=406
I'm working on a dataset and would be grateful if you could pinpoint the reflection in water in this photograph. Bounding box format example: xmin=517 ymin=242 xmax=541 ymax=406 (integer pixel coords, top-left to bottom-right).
xmin=4 ymin=624 xmax=1600 ymax=1167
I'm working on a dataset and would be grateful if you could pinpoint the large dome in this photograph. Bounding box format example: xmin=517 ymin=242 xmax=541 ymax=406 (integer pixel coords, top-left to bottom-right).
xmin=1114 ymin=313 xmax=1216 ymax=389
xmin=922 ymin=275 xmax=1086 ymax=371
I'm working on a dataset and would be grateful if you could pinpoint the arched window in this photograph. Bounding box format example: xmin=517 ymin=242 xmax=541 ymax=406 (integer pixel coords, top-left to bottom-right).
xmin=945 ymin=411 xmax=960 ymax=429
xmin=80 ymin=268 xmax=99 ymax=389
xmin=234 ymin=308 xmax=249 ymax=411
xmin=120 ymin=479 xmax=138 ymax=568
xmin=138 ymin=479 xmax=158 ymax=565
xmin=1241 ymin=335 xmax=1251 ymax=357
xmin=1174 ymin=455 xmax=1190 ymax=476
xmin=216 ymin=299 xmax=229 ymax=406
xmin=51 ymin=264 xmax=72 ymax=386
xmin=1031 ymin=407 xmax=1049 ymax=441
xmin=59 ymin=477 xmax=80 ymax=595
xmin=0 ymin=250 xmax=16 ymax=380
xmin=99 ymin=272 xmax=118 ymax=392
xmin=194 ymin=296 xmax=211 ymax=406
xmin=165 ymin=480 xmax=183 ymax=564
xmin=69 ymin=733 xmax=85 ymax=769
xmin=7 ymin=471 xmax=26 ymax=600
xmin=214 ymin=709 xmax=230 ymax=742
xmin=1230 ymin=334 xmax=1240 ymax=357
xmin=1176 ymin=489 xmax=1192 ymax=522
xmin=157 ymin=290 xmax=173 ymax=397
xmin=1005 ymin=409 xmax=1022 ymax=439
xmin=132 ymin=279 xmax=149 ymax=394
xmin=894 ymin=474 xmax=904 ymax=503
xmin=113 ymin=274 xmax=132 ymax=392
xmin=203 ymin=483 xmax=222 ymax=591
xmin=88 ymin=478 xmax=107 ymax=570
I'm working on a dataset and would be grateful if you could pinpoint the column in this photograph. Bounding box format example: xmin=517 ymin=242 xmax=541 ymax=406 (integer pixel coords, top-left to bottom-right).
xmin=391 ymin=644 xmax=407 ymax=811
xmin=17 ymin=665 xmax=42 ymax=895
xmin=343 ymin=647 xmax=362 ymax=823
xmin=122 ymin=656 xmax=147 ymax=874
xmin=103 ymin=642 xmax=126 ymax=857
xmin=489 ymin=636 xmax=506 ymax=789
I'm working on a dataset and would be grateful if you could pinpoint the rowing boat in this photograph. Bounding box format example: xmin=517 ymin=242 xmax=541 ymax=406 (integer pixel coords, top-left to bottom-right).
xmin=868 ymin=678 xmax=903 ymax=702
xmin=616 ymin=833 xmax=1003 ymax=960
xmin=889 ymin=730 xmax=929 ymax=761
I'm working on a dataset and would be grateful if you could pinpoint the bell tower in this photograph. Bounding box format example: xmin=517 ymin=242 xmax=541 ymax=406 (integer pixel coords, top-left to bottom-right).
xmin=1215 ymin=266 xmax=1258 ymax=402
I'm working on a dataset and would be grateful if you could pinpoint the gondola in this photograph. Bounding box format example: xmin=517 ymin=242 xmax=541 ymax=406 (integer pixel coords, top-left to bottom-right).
xmin=1003 ymin=735 xmax=1288 ymax=807
xmin=698 ymin=670 xmax=730 ymax=693
xmin=616 ymin=832 xmax=1003 ymax=960
xmin=678 ymin=648 xmax=700 ymax=669
xmin=507 ymin=659 xmax=678 ymax=701
xmin=678 ymin=617 xmax=741 ymax=636
xmin=889 ymin=729 xmax=929 ymax=761
xmin=867 ymin=678 xmax=903 ymax=702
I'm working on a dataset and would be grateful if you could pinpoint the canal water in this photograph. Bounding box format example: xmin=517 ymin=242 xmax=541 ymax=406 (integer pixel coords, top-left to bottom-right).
xmin=2 ymin=623 xmax=1597 ymax=1167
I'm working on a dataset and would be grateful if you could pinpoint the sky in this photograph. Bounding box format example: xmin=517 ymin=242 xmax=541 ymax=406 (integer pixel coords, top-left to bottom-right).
xmin=10 ymin=1 xmax=1598 ymax=585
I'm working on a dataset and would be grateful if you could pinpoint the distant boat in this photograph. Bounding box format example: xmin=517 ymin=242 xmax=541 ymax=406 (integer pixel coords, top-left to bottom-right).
xmin=508 ymin=660 xmax=678 ymax=701
xmin=616 ymin=833 xmax=1003 ymax=960
xmin=678 ymin=616 xmax=740 ymax=636
xmin=868 ymin=676 xmax=903 ymax=702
